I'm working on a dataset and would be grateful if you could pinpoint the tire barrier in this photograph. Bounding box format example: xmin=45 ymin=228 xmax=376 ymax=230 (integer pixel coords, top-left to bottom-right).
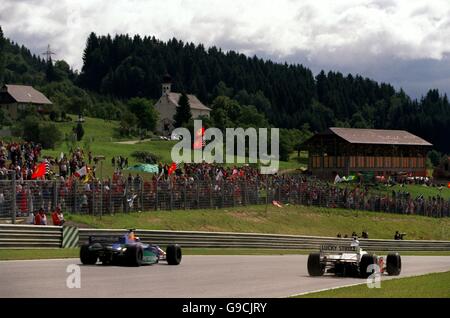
xmin=1 ymin=225 xmax=449 ymax=251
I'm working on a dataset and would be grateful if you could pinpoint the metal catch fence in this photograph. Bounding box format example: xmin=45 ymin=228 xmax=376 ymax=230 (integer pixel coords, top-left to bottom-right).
xmin=1 ymin=177 xmax=449 ymax=222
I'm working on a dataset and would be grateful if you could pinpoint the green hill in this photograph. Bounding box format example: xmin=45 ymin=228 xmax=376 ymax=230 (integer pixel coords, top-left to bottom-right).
xmin=40 ymin=114 xmax=304 ymax=176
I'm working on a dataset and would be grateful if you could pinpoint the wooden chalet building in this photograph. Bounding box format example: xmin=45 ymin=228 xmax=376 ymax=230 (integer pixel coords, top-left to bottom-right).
xmin=301 ymin=127 xmax=432 ymax=179
xmin=0 ymin=84 xmax=52 ymax=118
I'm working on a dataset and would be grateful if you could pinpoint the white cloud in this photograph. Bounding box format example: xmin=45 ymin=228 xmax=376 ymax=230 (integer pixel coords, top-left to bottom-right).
xmin=1 ymin=0 xmax=450 ymax=97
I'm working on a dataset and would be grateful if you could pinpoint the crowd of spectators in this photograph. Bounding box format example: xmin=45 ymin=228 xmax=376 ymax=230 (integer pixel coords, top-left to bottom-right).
xmin=0 ymin=143 xmax=448 ymax=222
xmin=0 ymin=141 xmax=42 ymax=180
xmin=112 ymin=156 xmax=129 ymax=170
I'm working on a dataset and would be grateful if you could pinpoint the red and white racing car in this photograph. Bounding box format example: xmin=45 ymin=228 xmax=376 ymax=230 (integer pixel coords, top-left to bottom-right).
xmin=307 ymin=238 xmax=401 ymax=278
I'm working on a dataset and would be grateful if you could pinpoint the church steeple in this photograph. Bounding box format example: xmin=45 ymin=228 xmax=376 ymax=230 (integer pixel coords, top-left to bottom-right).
xmin=162 ymin=73 xmax=172 ymax=96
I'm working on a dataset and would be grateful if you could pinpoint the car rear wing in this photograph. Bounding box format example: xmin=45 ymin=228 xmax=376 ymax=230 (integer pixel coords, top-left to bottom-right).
xmin=88 ymin=235 xmax=123 ymax=244
xmin=320 ymin=244 xmax=357 ymax=254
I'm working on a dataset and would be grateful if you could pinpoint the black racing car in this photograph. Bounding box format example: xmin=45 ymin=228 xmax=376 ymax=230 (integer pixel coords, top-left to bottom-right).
xmin=80 ymin=229 xmax=182 ymax=266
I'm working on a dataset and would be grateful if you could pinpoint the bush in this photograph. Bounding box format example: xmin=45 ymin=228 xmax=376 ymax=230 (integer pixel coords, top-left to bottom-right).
xmin=131 ymin=151 xmax=161 ymax=164
xmin=118 ymin=111 xmax=138 ymax=137
xmin=75 ymin=122 xmax=84 ymax=141
xmin=21 ymin=115 xmax=40 ymax=142
xmin=49 ymin=111 xmax=58 ymax=121
xmin=0 ymin=109 xmax=12 ymax=127
xmin=39 ymin=123 xmax=63 ymax=149
xmin=428 ymin=150 xmax=442 ymax=167
xmin=12 ymin=115 xmax=63 ymax=149
xmin=127 ymin=98 xmax=158 ymax=131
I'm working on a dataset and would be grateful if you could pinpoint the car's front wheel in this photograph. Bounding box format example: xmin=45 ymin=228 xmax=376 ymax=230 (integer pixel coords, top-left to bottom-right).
xmin=386 ymin=253 xmax=401 ymax=276
xmin=166 ymin=244 xmax=182 ymax=265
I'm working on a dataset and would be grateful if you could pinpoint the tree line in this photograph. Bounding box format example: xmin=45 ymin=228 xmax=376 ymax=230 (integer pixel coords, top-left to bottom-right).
xmin=78 ymin=32 xmax=450 ymax=153
xmin=0 ymin=27 xmax=449 ymax=155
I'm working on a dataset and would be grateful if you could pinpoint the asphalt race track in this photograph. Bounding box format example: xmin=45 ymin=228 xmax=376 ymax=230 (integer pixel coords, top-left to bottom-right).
xmin=1 ymin=255 xmax=449 ymax=297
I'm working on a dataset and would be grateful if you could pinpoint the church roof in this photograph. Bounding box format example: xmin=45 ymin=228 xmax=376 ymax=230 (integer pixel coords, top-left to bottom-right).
xmin=167 ymin=92 xmax=211 ymax=111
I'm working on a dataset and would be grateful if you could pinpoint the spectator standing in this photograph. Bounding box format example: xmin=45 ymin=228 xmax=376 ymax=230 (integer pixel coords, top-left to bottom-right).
xmin=39 ymin=208 xmax=47 ymax=225
xmin=51 ymin=206 xmax=65 ymax=226
xmin=34 ymin=209 xmax=42 ymax=225
xmin=0 ymin=192 xmax=4 ymax=215
xmin=26 ymin=211 xmax=35 ymax=224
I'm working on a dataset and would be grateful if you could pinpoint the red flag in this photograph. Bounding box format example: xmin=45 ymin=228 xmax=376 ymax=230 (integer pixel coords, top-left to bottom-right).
xmin=447 ymin=182 xmax=450 ymax=189
xmin=31 ymin=163 xmax=46 ymax=179
xmin=193 ymin=127 xmax=205 ymax=150
xmin=272 ymin=200 xmax=283 ymax=208
xmin=196 ymin=127 xmax=205 ymax=137
xmin=168 ymin=162 xmax=177 ymax=175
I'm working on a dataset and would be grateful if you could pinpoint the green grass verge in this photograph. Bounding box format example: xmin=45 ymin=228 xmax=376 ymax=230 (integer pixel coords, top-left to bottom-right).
xmin=296 ymin=271 xmax=450 ymax=298
xmin=337 ymin=183 xmax=450 ymax=200
xmin=0 ymin=248 xmax=79 ymax=260
xmin=67 ymin=204 xmax=450 ymax=240
xmin=1 ymin=248 xmax=450 ymax=261
xmin=389 ymin=184 xmax=450 ymax=200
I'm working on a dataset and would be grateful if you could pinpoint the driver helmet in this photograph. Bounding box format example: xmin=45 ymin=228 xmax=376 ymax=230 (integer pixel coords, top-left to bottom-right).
xmin=127 ymin=228 xmax=136 ymax=241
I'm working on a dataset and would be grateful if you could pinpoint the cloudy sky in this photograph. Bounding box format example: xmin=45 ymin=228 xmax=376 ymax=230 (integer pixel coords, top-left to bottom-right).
xmin=1 ymin=0 xmax=450 ymax=98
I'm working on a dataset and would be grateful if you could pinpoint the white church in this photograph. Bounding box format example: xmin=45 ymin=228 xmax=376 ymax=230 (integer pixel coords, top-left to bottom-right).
xmin=154 ymin=74 xmax=211 ymax=135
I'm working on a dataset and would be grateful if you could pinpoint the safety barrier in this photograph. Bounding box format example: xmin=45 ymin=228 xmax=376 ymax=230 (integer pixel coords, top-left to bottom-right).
xmin=1 ymin=225 xmax=449 ymax=251
xmin=78 ymin=229 xmax=450 ymax=252
xmin=0 ymin=224 xmax=62 ymax=248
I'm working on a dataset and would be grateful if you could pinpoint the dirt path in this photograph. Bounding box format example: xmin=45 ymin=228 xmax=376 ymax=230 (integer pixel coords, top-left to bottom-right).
xmin=114 ymin=138 xmax=153 ymax=145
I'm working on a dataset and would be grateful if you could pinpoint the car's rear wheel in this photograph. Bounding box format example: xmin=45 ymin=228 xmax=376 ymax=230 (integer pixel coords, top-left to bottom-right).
xmin=125 ymin=245 xmax=143 ymax=266
xmin=80 ymin=245 xmax=97 ymax=265
xmin=386 ymin=253 xmax=401 ymax=276
xmin=359 ymin=254 xmax=378 ymax=278
xmin=307 ymin=253 xmax=325 ymax=276
xmin=166 ymin=244 xmax=182 ymax=265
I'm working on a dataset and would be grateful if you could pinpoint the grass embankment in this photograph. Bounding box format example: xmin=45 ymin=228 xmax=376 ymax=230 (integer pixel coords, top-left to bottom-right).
xmin=364 ymin=183 xmax=450 ymax=200
xmin=296 ymin=271 xmax=450 ymax=298
xmin=67 ymin=205 xmax=450 ymax=241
